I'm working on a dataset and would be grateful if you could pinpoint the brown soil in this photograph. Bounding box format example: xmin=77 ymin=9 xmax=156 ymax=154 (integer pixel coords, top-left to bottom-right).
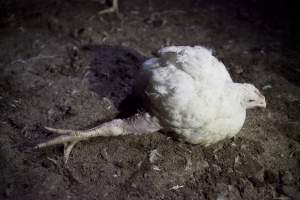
xmin=0 ymin=0 xmax=299 ymax=199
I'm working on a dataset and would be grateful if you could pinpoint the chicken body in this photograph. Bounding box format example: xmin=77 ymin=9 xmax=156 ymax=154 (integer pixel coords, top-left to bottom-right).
xmin=36 ymin=46 xmax=266 ymax=163
xmin=143 ymin=46 xmax=248 ymax=145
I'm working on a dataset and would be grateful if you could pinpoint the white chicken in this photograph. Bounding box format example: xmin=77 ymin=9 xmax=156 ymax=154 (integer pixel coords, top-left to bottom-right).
xmin=36 ymin=46 xmax=266 ymax=163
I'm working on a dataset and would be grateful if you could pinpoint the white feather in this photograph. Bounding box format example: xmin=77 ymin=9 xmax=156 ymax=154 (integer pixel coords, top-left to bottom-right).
xmin=143 ymin=46 xmax=247 ymax=145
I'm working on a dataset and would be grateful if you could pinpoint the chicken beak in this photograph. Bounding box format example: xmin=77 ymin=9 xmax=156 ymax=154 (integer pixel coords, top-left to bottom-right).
xmin=258 ymin=95 xmax=266 ymax=108
xmin=255 ymin=90 xmax=266 ymax=108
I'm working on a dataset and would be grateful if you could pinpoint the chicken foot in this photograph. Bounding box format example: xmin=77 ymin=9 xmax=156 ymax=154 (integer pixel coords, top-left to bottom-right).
xmin=36 ymin=112 xmax=161 ymax=163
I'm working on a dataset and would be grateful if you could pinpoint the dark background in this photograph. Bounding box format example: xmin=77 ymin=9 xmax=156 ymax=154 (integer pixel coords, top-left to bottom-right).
xmin=0 ymin=0 xmax=299 ymax=199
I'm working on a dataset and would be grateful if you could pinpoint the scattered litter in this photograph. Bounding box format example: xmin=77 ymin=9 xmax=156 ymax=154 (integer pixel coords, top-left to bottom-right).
xmin=152 ymin=165 xmax=161 ymax=171
xmin=234 ymin=156 xmax=241 ymax=167
xmin=149 ymin=149 xmax=162 ymax=163
xmin=169 ymin=185 xmax=184 ymax=190
xmin=9 ymin=103 xmax=17 ymax=108
xmin=184 ymin=157 xmax=192 ymax=171
xmin=100 ymin=147 xmax=109 ymax=161
xmin=47 ymin=157 xmax=58 ymax=166
xmin=262 ymin=85 xmax=272 ymax=90
xmin=137 ymin=161 xmax=143 ymax=168
xmin=102 ymin=97 xmax=114 ymax=110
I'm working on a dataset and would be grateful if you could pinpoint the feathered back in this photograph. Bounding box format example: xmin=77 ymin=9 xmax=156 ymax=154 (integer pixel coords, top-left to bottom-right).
xmin=157 ymin=46 xmax=232 ymax=85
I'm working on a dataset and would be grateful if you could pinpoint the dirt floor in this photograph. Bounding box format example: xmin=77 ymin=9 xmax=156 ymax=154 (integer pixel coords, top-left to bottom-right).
xmin=0 ymin=0 xmax=299 ymax=199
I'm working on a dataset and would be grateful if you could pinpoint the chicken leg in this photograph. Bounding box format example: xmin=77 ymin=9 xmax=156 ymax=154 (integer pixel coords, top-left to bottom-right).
xmin=35 ymin=112 xmax=161 ymax=163
xmin=98 ymin=0 xmax=119 ymax=15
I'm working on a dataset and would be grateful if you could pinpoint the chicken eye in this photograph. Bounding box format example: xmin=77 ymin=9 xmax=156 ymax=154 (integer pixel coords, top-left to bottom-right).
xmin=248 ymin=100 xmax=255 ymax=102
